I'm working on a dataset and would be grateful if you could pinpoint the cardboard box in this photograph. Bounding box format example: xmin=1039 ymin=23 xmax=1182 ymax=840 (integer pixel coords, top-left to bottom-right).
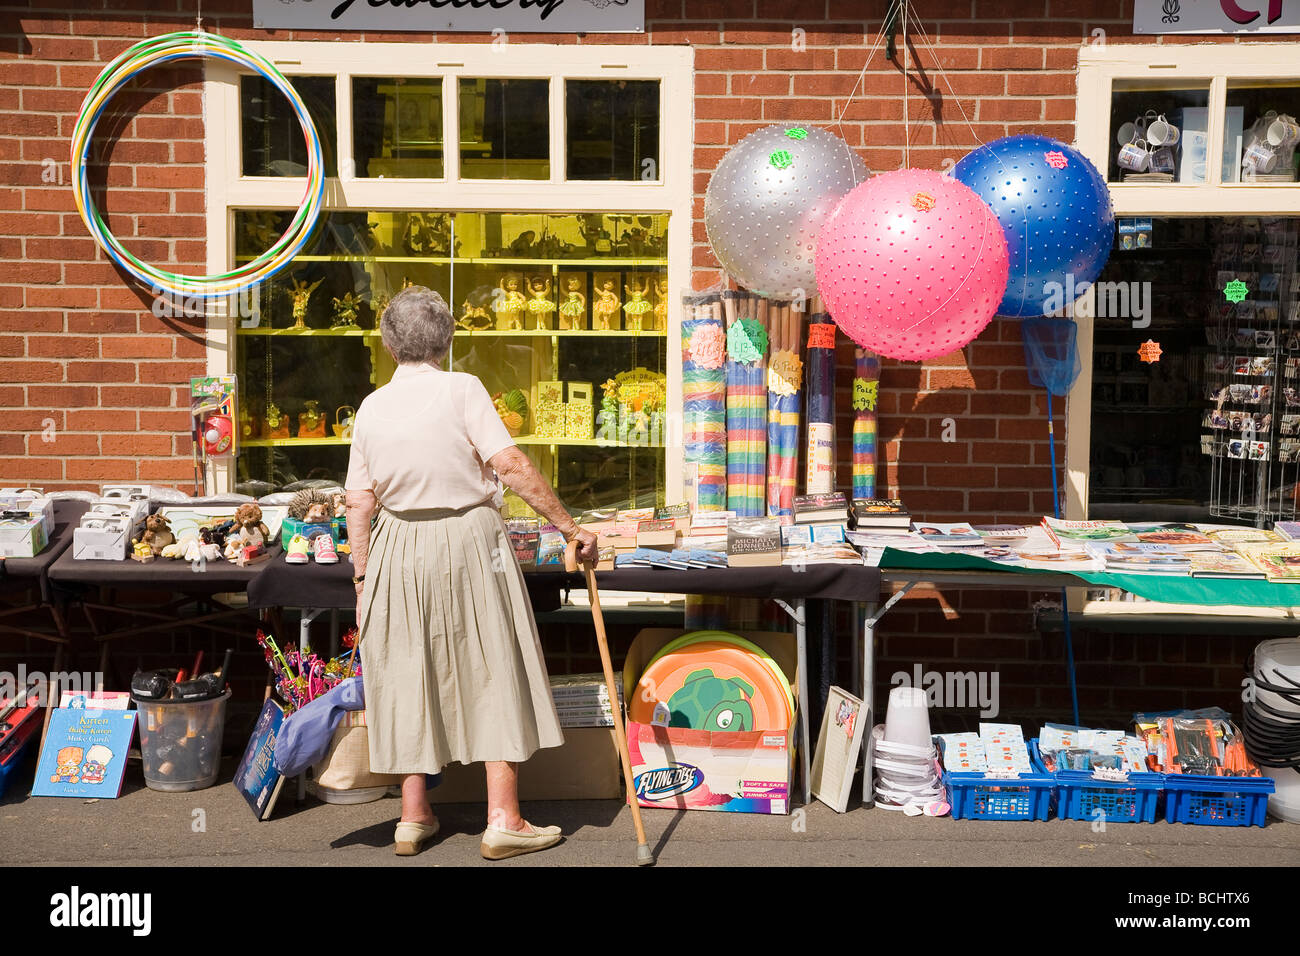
xmin=92 ymin=495 xmax=148 ymax=529
xmin=0 ymin=489 xmax=54 ymax=539
xmin=0 ymin=514 xmax=49 ymax=558
xmin=72 ymin=514 xmax=132 ymax=561
xmin=428 ymin=727 xmax=621 ymax=803
xmin=622 ymin=628 xmax=797 ymax=815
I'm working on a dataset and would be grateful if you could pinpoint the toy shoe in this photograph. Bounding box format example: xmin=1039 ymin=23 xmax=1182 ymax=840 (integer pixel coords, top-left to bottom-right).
xmin=285 ymin=534 xmax=311 ymax=565
xmin=312 ymin=535 xmax=338 ymax=564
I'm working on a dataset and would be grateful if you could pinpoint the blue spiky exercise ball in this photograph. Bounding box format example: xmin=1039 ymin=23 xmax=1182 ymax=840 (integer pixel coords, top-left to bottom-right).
xmin=952 ymin=135 xmax=1114 ymax=318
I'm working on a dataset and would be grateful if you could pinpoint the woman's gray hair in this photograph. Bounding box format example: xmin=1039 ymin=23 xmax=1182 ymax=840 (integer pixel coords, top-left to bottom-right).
xmin=379 ymin=285 xmax=454 ymax=365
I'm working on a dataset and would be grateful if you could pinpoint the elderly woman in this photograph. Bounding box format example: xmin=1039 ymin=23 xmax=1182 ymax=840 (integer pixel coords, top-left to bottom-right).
xmin=345 ymin=286 xmax=598 ymax=860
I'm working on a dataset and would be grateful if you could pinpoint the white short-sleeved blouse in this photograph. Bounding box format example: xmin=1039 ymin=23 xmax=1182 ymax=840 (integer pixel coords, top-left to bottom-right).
xmin=344 ymin=363 xmax=515 ymax=512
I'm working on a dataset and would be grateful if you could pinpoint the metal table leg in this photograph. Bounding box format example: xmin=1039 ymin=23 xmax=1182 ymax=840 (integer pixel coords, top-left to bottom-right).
xmin=862 ymin=600 xmax=876 ymax=805
xmin=773 ymin=597 xmax=810 ymax=805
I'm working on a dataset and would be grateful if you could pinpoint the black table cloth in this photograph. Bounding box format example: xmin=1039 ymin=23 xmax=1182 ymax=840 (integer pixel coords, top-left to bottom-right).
xmin=47 ymin=544 xmax=281 ymax=593
xmin=247 ymin=552 xmax=882 ymax=610
xmin=1 ymin=500 xmax=89 ymax=603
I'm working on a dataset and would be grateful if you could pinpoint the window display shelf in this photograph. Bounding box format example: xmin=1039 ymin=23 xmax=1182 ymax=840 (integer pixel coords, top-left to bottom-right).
xmin=236 ymin=328 xmax=377 ymax=337
xmin=454 ymin=329 xmax=665 ymax=338
xmin=235 ymin=255 xmax=668 ymax=267
xmin=514 ymin=435 xmax=664 ymax=448
xmin=242 ymin=437 xmax=353 ymax=448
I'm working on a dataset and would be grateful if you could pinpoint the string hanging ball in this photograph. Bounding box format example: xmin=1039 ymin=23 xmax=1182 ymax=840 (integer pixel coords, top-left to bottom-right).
xmin=71 ymin=31 xmax=325 ymax=299
xmin=951 ymin=135 xmax=1114 ymax=318
xmin=814 ymin=168 xmax=1009 ymax=362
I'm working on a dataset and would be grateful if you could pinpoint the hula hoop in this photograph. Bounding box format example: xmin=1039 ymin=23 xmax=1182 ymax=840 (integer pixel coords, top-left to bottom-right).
xmin=71 ymin=31 xmax=324 ymax=299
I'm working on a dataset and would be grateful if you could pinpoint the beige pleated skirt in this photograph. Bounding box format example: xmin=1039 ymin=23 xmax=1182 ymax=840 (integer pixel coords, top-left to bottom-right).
xmin=359 ymin=502 xmax=564 ymax=775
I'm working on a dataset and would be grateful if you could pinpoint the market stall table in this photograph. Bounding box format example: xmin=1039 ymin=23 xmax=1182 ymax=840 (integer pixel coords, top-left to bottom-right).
xmin=862 ymin=550 xmax=1300 ymax=803
xmin=46 ymin=539 xmax=281 ymax=683
xmin=248 ymin=554 xmax=882 ymax=803
xmin=1 ymin=500 xmax=89 ymax=744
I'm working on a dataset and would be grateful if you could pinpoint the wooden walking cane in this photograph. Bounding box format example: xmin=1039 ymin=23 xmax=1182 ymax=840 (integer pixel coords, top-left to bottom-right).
xmin=565 ymin=540 xmax=654 ymax=866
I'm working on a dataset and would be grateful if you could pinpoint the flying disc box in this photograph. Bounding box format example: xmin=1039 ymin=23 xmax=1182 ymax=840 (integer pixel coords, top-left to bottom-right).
xmin=622 ymin=628 xmax=797 ymax=815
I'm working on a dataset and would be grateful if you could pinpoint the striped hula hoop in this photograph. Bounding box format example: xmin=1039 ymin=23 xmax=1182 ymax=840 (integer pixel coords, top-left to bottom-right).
xmin=71 ymin=31 xmax=324 ymax=299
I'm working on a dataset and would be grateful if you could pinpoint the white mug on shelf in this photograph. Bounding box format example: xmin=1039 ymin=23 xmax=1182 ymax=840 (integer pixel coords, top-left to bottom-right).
xmin=1243 ymin=141 xmax=1279 ymax=174
xmin=1267 ymin=114 xmax=1300 ymax=149
xmin=1146 ymin=114 xmax=1180 ymax=147
xmin=1117 ymin=139 xmax=1152 ymax=172
xmin=1150 ymin=145 xmax=1177 ymax=173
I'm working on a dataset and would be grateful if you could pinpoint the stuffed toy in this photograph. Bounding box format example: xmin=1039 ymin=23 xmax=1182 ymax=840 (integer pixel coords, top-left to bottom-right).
xmin=228 ymin=502 xmax=271 ymax=558
xmin=139 ymin=513 xmax=174 ymax=555
xmin=287 ymin=488 xmax=332 ymax=523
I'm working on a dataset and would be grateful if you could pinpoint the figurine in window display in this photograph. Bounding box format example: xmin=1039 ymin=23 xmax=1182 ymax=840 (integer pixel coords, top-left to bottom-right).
xmin=403 ymin=213 xmax=431 ymax=256
xmin=371 ymin=291 xmax=391 ymax=326
xmin=428 ymin=216 xmax=459 ymax=257
xmin=592 ymin=279 xmax=620 ymax=330
xmin=332 ymin=292 xmax=363 ymax=329
xmin=652 ymin=277 xmax=668 ymax=331
xmin=525 ymin=276 xmax=555 ymax=330
xmin=578 ymin=214 xmax=612 ymax=255
xmin=492 ymin=275 xmax=527 ymax=330
xmin=263 ymin=401 xmax=290 ymax=439
xmin=298 ymin=400 xmax=328 ymax=439
xmin=558 ymin=276 xmax=587 ymax=330
xmin=623 ymin=278 xmax=652 ymax=332
xmin=289 ymin=277 xmax=324 ymax=330
xmin=508 ymin=231 xmax=537 ymax=257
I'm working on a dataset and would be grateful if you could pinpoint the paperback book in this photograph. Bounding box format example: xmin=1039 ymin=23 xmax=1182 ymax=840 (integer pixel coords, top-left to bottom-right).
xmin=850 ymin=498 xmax=911 ymax=528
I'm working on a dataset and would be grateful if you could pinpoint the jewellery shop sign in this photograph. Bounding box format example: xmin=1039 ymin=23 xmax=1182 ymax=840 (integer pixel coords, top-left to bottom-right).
xmin=1134 ymin=0 xmax=1300 ymax=33
xmin=253 ymin=0 xmax=644 ymax=33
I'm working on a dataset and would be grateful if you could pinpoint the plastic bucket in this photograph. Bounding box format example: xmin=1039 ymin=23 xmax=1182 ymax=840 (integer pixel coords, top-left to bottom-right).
xmin=132 ymin=689 xmax=230 ymax=792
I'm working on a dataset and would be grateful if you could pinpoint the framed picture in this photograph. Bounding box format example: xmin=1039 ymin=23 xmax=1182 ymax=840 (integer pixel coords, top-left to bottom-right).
xmin=810 ymin=686 xmax=868 ymax=814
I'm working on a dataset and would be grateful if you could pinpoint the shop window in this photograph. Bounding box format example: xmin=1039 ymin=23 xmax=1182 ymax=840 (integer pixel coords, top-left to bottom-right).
xmin=1224 ymin=82 xmax=1300 ymax=184
xmin=565 ymin=80 xmax=660 ymax=182
xmin=1108 ymin=82 xmax=1211 ymax=184
xmin=457 ymin=78 xmax=550 ymax=180
xmin=1088 ymin=216 xmax=1300 ymax=524
xmin=232 ymin=208 xmax=669 ymax=510
xmin=239 ymin=75 xmax=337 ymax=178
xmin=352 ymin=77 xmax=445 ymax=179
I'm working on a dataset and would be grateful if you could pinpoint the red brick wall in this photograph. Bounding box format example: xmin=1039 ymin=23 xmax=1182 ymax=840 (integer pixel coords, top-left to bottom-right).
xmin=0 ymin=2 xmax=1270 ymax=729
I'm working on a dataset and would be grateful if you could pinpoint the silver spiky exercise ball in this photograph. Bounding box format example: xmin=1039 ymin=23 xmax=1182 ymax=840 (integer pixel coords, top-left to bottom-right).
xmin=704 ymin=124 xmax=868 ymax=300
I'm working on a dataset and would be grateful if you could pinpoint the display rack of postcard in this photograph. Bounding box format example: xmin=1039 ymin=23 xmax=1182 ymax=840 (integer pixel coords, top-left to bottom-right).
xmin=1203 ymin=217 xmax=1300 ymax=522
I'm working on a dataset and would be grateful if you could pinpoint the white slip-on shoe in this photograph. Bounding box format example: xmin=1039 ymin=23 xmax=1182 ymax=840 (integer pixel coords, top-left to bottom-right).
xmin=480 ymin=822 xmax=562 ymax=860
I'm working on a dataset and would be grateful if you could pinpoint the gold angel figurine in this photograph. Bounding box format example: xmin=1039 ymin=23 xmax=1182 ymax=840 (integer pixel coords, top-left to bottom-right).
xmin=558 ymin=275 xmax=587 ymax=330
xmin=525 ymin=275 xmax=555 ymax=330
xmin=289 ymin=277 xmax=324 ymax=330
xmin=652 ymin=277 xmax=668 ymax=332
xmin=623 ymin=278 xmax=652 ymax=332
xmin=593 ymin=278 xmax=621 ymax=331
xmin=331 ymin=292 xmax=362 ymax=328
xmin=492 ymin=274 xmax=527 ymax=331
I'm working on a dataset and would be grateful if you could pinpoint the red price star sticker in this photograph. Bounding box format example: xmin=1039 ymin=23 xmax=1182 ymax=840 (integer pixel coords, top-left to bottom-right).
xmin=1137 ymin=340 xmax=1162 ymax=364
xmin=1044 ymin=150 xmax=1069 ymax=169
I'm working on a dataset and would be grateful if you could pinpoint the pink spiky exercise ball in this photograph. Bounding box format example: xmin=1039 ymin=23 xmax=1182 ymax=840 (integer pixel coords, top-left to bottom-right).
xmin=814 ymin=168 xmax=1010 ymax=362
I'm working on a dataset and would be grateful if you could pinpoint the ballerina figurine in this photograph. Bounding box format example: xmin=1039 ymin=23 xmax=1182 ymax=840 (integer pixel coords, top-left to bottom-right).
xmin=558 ymin=275 xmax=587 ymax=330
xmin=593 ymin=279 xmax=621 ymax=331
xmin=492 ymin=274 xmax=527 ymax=331
xmin=623 ymin=278 xmax=652 ymax=332
xmin=652 ymin=277 xmax=668 ymax=332
xmin=289 ymin=277 xmax=323 ymax=330
xmin=525 ymin=276 xmax=556 ymax=330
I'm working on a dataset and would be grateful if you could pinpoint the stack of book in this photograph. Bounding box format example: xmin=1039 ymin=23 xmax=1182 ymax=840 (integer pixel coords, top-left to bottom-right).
xmin=780 ymin=522 xmax=862 ymax=565
xmin=550 ymin=673 xmax=623 ymax=728
xmin=850 ymin=497 xmax=911 ymax=530
xmin=793 ymin=492 xmax=849 ymax=525
xmin=1084 ymin=541 xmax=1193 ymax=575
xmin=727 ymin=516 xmax=783 ymax=568
xmin=505 ymin=517 xmax=540 ymax=568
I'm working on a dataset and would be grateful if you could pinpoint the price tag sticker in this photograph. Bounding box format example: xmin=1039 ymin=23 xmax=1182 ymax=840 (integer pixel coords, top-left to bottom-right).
xmin=1092 ymin=767 xmax=1129 ymax=783
xmin=984 ymin=768 xmax=1022 ymax=780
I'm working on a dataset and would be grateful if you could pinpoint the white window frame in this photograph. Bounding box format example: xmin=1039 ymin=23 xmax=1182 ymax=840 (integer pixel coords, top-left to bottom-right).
xmin=201 ymin=41 xmax=694 ymax=495
xmin=1068 ymin=43 xmax=1300 ymax=519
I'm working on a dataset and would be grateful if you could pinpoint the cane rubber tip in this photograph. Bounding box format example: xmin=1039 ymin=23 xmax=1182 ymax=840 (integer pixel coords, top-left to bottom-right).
xmin=635 ymin=844 xmax=655 ymax=866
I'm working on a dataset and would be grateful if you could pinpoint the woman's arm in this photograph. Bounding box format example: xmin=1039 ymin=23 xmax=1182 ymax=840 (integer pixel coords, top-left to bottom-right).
xmin=488 ymin=446 xmax=598 ymax=562
xmin=345 ymin=489 xmax=378 ymax=597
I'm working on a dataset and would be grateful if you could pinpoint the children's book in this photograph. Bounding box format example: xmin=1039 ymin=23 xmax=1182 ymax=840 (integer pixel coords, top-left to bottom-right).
xmin=1041 ymin=517 xmax=1132 ymax=545
xmin=32 ymin=708 xmax=137 ymax=799
xmin=234 ymin=698 xmax=286 ymax=821
xmin=1235 ymin=543 xmax=1300 ymax=581
xmin=59 ymin=691 xmax=131 ymax=710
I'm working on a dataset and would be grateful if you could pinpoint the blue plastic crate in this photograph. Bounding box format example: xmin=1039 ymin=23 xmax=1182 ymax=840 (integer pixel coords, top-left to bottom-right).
xmin=938 ymin=739 xmax=1054 ymax=821
xmin=1163 ymin=772 xmax=1274 ymax=827
xmin=1030 ymin=739 xmax=1164 ymax=824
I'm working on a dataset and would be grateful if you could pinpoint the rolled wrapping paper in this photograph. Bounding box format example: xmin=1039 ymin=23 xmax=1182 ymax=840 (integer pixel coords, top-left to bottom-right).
xmin=766 ymin=301 xmax=803 ymax=516
xmin=805 ymin=316 xmax=837 ymax=494
xmin=726 ymin=291 xmax=768 ymax=517
xmin=681 ymin=294 xmax=728 ymax=511
xmin=852 ymin=348 xmax=881 ymax=499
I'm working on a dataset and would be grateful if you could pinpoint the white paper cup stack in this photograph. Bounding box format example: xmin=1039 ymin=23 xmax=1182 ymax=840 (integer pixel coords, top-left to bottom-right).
xmin=872 ymin=685 xmax=945 ymax=814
